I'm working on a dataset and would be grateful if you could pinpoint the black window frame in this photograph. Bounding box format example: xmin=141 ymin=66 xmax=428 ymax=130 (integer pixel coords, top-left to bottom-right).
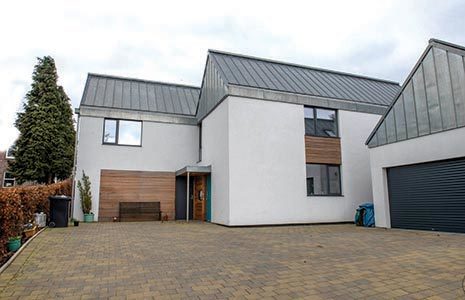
xmin=304 ymin=106 xmax=339 ymax=137
xmin=102 ymin=118 xmax=143 ymax=147
xmin=306 ymin=163 xmax=342 ymax=196
xmin=3 ymin=172 xmax=15 ymax=188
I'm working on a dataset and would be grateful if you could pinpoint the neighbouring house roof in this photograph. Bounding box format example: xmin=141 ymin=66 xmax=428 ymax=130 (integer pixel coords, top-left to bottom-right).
xmin=80 ymin=73 xmax=200 ymax=116
xmin=366 ymin=39 xmax=465 ymax=148
xmin=196 ymin=50 xmax=401 ymax=120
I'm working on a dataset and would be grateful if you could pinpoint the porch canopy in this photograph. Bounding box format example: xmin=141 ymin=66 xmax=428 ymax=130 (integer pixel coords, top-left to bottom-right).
xmin=175 ymin=165 xmax=211 ymax=221
xmin=175 ymin=165 xmax=211 ymax=177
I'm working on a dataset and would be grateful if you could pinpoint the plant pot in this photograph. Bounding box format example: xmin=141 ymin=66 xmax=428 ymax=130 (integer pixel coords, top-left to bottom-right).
xmin=24 ymin=228 xmax=35 ymax=239
xmin=7 ymin=238 xmax=21 ymax=252
xmin=73 ymin=220 xmax=79 ymax=226
xmin=83 ymin=214 xmax=94 ymax=223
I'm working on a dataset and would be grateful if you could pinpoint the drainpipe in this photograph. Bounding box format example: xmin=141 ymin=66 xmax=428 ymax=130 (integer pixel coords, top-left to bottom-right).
xmin=186 ymin=172 xmax=190 ymax=222
xmin=70 ymin=109 xmax=80 ymax=221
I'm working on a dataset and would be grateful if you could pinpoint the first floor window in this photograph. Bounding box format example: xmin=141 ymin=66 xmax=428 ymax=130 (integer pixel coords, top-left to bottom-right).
xmin=306 ymin=164 xmax=341 ymax=196
xmin=3 ymin=172 xmax=15 ymax=188
xmin=103 ymin=119 xmax=142 ymax=146
xmin=304 ymin=106 xmax=338 ymax=137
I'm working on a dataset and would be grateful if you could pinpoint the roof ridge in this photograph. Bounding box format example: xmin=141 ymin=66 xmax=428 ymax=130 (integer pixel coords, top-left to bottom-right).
xmin=87 ymin=73 xmax=200 ymax=90
xmin=429 ymin=38 xmax=465 ymax=52
xmin=208 ymin=49 xmax=400 ymax=86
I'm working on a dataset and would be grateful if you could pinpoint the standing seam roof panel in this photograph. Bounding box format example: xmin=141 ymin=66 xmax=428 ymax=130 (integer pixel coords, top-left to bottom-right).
xmin=231 ymin=58 xmax=259 ymax=87
xmin=266 ymin=63 xmax=296 ymax=92
xmin=80 ymin=74 xmax=200 ymax=116
xmin=247 ymin=60 xmax=277 ymax=89
xmin=240 ymin=59 xmax=269 ymax=88
xmin=208 ymin=50 xmax=399 ymax=108
xmin=352 ymin=78 xmax=384 ymax=103
xmin=291 ymin=67 xmax=323 ymax=95
xmin=278 ymin=64 xmax=311 ymax=95
xmin=305 ymin=70 xmax=340 ymax=99
xmin=366 ymin=39 xmax=465 ymax=147
xmin=215 ymin=55 xmax=242 ymax=84
xmin=330 ymin=74 xmax=363 ymax=101
xmin=317 ymin=72 xmax=352 ymax=100
xmin=251 ymin=60 xmax=282 ymax=90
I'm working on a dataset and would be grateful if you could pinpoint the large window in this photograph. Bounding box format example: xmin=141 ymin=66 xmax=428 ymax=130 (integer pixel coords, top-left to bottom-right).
xmin=103 ymin=119 xmax=142 ymax=146
xmin=3 ymin=172 xmax=15 ymax=188
xmin=304 ymin=107 xmax=338 ymax=137
xmin=306 ymin=164 xmax=341 ymax=196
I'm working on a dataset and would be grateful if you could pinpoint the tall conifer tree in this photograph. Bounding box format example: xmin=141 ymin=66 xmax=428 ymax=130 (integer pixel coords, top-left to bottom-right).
xmin=10 ymin=56 xmax=75 ymax=184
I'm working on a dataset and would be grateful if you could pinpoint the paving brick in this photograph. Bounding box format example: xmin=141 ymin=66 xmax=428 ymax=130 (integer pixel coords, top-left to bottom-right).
xmin=0 ymin=223 xmax=465 ymax=299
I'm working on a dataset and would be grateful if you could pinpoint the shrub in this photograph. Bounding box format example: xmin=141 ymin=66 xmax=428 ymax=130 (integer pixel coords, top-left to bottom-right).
xmin=77 ymin=171 xmax=92 ymax=214
xmin=0 ymin=179 xmax=71 ymax=257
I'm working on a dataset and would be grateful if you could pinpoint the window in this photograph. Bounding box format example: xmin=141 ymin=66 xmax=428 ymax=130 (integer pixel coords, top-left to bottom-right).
xmin=103 ymin=119 xmax=142 ymax=146
xmin=3 ymin=172 xmax=15 ymax=188
xmin=306 ymin=164 xmax=341 ymax=196
xmin=304 ymin=107 xmax=338 ymax=137
xmin=6 ymin=146 xmax=14 ymax=159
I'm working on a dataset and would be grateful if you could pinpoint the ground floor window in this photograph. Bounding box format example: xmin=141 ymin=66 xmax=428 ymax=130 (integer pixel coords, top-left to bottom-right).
xmin=3 ymin=172 xmax=15 ymax=188
xmin=306 ymin=164 xmax=341 ymax=196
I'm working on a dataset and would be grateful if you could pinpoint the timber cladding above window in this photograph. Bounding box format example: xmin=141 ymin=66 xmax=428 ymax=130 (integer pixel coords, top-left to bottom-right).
xmin=99 ymin=170 xmax=175 ymax=221
xmin=305 ymin=136 xmax=341 ymax=165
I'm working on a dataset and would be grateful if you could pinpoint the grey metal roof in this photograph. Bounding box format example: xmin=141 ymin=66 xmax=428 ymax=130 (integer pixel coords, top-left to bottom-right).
xmin=208 ymin=50 xmax=400 ymax=107
xmin=80 ymin=73 xmax=200 ymax=116
xmin=366 ymin=39 xmax=465 ymax=148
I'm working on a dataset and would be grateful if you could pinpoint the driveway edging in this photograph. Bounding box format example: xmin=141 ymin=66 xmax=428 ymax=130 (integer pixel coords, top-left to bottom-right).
xmin=0 ymin=227 xmax=46 ymax=275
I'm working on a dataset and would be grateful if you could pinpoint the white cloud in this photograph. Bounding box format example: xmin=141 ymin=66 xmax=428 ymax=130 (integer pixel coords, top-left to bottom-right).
xmin=1 ymin=0 xmax=464 ymax=149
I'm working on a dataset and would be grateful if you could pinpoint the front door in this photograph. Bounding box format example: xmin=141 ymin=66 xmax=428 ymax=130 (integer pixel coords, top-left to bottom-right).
xmin=193 ymin=176 xmax=206 ymax=221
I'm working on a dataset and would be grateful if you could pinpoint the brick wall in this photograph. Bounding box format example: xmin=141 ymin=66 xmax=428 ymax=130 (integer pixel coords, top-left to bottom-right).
xmin=0 ymin=151 xmax=14 ymax=188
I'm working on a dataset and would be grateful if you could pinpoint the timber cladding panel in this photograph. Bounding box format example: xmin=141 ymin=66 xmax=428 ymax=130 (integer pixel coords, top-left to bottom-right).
xmin=305 ymin=136 xmax=342 ymax=164
xmin=99 ymin=170 xmax=175 ymax=222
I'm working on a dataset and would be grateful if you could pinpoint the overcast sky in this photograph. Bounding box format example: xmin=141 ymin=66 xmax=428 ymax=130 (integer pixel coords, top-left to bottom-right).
xmin=1 ymin=0 xmax=464 ymax=150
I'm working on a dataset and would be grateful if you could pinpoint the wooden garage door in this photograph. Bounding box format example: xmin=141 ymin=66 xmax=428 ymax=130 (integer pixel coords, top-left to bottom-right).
xmin=99 ymin=170 xmax=175 ymax=222
xmin=387 ymin=157 xmax=465 ymax=233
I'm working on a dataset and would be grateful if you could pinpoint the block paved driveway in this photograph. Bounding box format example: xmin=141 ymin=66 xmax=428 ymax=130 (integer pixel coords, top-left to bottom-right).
xmin=1 ymin=222 xmax=465 ymax=299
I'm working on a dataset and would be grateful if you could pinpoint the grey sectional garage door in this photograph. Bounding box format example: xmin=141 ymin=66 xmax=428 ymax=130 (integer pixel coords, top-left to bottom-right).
xmin=387 ymin=157 xmax=465 ymax=233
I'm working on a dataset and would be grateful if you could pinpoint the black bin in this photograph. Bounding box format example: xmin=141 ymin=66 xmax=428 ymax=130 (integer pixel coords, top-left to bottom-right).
xmin=49 ymin=195 xmax=71 ymax=227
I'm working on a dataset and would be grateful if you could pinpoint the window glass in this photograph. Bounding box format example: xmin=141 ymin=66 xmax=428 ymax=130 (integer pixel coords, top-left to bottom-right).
xmin=304 ymin=107 xmax=338 ymax=137
xmin=103 ymin=120 xmax=117 ymax=143
xmin=3 ymin=172 xmax=15 ymax=187
xmin=118 ymin=120 xmax=142 ymax=146
xmin=328 ymin=166 xmax=341 ymax=194
xmin=304 ymin=107 xmax=315 ymax=135
xmin=306 ymin=164 xmax=328 ymax=195
xmin=316 ymin=108 xmax=337 ymax=137
xmin=306 ymin=164 xmax=341 ymax=196
xmin=6 ymin=146 xmax=14 ymax=158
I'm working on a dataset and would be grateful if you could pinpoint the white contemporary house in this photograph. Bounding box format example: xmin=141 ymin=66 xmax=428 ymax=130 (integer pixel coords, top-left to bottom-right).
xmin=73 ymin=49 xmax=400 ymax=226
xmin=367 ymin=39 xmax=465 ymax=233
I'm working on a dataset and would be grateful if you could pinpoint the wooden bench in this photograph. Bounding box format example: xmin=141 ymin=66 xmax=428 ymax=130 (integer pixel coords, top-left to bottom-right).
xmin=119 ymin=202 xmax=162 ymax=222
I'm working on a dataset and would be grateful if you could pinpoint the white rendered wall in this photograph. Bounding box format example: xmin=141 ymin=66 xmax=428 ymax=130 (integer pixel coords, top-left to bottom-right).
xmin=369 ymin=126 xmax=465 ymax=228
xmin=226 ymin=96 xmax=380 ymax=225
xmin=199 ymin=99 xmax=230 ymax=224
xmin=73 ymin=115 xmax=198 ymax=220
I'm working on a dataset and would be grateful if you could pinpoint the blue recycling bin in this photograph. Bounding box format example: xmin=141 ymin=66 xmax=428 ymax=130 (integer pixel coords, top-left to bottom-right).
xmin=355 ymin=203 xmax=375 ymax=227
